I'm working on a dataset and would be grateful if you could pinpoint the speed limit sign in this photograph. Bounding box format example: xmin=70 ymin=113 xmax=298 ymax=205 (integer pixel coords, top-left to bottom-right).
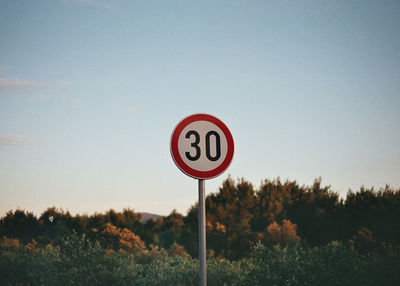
xmin=170 ymin=113 xmax=234 ymax=179
xmin=170 ymin=113 xmax=234 ymax=286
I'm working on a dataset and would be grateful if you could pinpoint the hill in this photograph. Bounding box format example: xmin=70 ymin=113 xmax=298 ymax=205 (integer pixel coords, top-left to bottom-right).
xmin=139 ymin=212 xmax=162 ymax=222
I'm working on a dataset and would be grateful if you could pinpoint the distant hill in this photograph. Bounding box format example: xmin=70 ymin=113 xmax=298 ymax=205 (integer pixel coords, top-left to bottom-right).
xmin=139 ymin=212 xmax=162 ymax=222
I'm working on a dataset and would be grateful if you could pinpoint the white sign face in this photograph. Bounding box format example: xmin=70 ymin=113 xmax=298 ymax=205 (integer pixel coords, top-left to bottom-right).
xmin=178 ymin=120 xmax=228 ymax=172
xmin=170 ymin=114 xmax=234 ymax=179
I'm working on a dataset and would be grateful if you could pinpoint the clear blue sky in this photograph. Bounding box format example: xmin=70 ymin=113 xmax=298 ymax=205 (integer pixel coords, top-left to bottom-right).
xmin=1 ymin=0 xmax=399 ymax=217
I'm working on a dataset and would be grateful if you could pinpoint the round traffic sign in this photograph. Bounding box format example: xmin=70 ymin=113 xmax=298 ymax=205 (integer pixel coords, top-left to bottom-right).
xmin=170 ymin=114 xmax=234 ymax=179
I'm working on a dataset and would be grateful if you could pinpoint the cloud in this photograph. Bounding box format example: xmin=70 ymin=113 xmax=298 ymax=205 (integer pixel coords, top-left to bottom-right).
xmin=0 ymin=78 xmax=70 ymax=97
xmin=0 ymin=78 xmax=45 ymax=89
xmin=0 ymin=134 xmax=26 ymax=146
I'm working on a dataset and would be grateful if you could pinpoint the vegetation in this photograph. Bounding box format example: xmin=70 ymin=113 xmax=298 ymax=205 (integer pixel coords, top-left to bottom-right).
xmin=1 ymin=177 xmax=399 ymax=285
xmin=1 ymin=232 xmax=399 ymax=285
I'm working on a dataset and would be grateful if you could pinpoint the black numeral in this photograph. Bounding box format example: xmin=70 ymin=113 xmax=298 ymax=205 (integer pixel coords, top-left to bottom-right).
xmin=185 ymin=130 xmax=201 ymax=161
xmin=206 ymin=131 xmax=221 ymax=161
xmin=185 ymin=130 xmax=221 ymax=161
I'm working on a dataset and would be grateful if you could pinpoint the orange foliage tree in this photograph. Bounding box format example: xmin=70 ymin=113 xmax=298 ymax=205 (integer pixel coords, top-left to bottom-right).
xmin=261 ymin=219 xmax=300 ymax=246
xmin=92 ymin=223 xmax=147 ymax=255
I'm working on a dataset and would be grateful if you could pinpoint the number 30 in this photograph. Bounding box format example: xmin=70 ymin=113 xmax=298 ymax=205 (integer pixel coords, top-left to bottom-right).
xmin=185 ymin=130 xmax=221 ymax=161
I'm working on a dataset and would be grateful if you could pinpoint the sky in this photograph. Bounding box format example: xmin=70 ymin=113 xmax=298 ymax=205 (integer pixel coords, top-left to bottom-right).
xmin=1 ymin=0 xmax=399 ymax=217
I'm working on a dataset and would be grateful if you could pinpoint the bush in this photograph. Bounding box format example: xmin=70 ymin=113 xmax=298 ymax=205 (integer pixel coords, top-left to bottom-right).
xmin=246 ymin=241 xmax=400 ymax=286
xmin=35 ymin=232 xmax=142 ymax=285
xmin=1 ymin=233 xmax=399 ymax=285
xmin=207 ymin=258 xmax=248 ymax=286
xmin=134 ymin=256 xmax=198 ymax=285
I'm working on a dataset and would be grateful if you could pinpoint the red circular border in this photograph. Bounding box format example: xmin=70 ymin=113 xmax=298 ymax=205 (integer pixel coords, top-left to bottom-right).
xmin=170 ymin=114 xmax=234 ymax=179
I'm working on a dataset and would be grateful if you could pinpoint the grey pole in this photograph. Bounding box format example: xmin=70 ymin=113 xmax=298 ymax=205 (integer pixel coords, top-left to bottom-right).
xmin=198 ymin=179 xmax=207 ymax=286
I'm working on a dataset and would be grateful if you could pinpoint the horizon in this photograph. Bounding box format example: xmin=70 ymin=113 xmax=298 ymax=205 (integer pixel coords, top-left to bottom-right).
xmin=1 ymin=1 xmax=399 ymax=218
xmin=1 ymin=175 xmax=397 ymax=218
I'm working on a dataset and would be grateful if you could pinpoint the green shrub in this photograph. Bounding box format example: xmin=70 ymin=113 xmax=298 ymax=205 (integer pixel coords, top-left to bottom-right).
xmin=27 ymin=231 xmax=140 ymax=286
xmin=1 ymin=234 xmax=399 ymax=286
xmin=245 ymin=241 xmax=400 ymax=286
xmin=134 ymin=256 xmax=198 ymax=286
xmin=207 ymin=258 xmax=248 ymax=286
xmin=0 ymin=249 xmax=31 ymax=285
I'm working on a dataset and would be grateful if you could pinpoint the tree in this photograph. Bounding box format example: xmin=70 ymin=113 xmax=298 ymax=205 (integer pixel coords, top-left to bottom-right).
xmin=261 ymin=219 xmax=300 ymax=246
xmin=0 ymin=209 xmax=39 ymax=243
xmin=92 ymin=223 xmax=146 ymax=255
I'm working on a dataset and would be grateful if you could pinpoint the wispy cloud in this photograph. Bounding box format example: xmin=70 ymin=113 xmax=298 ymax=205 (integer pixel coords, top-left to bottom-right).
xmin=0 ymin=134 xmax=27 ymax=146
xmin=0 ymin=78 xmax=45 ymax=89
xmin=0 ymin=78 xmax=70 ymax=97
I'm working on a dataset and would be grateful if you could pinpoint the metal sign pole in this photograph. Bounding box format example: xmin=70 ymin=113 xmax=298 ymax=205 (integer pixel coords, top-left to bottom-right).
xmin=171 ymin=114 xmax=233 ymax=286
xmin=198 ymin=179 xmax=207 ymax=286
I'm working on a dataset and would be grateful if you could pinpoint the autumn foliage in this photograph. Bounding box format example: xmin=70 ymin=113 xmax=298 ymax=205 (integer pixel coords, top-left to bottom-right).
xmin=260 ymin=219 xmax=300 ymax=246
xmin=1 ymin=177 xmax=399 ymax=259
xmin=0 ymin=177 xmax=400 ymax=285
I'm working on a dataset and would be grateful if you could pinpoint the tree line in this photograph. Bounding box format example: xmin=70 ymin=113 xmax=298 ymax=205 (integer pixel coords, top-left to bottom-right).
xmin=1 ymin=177 xmax=399 ymax=259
